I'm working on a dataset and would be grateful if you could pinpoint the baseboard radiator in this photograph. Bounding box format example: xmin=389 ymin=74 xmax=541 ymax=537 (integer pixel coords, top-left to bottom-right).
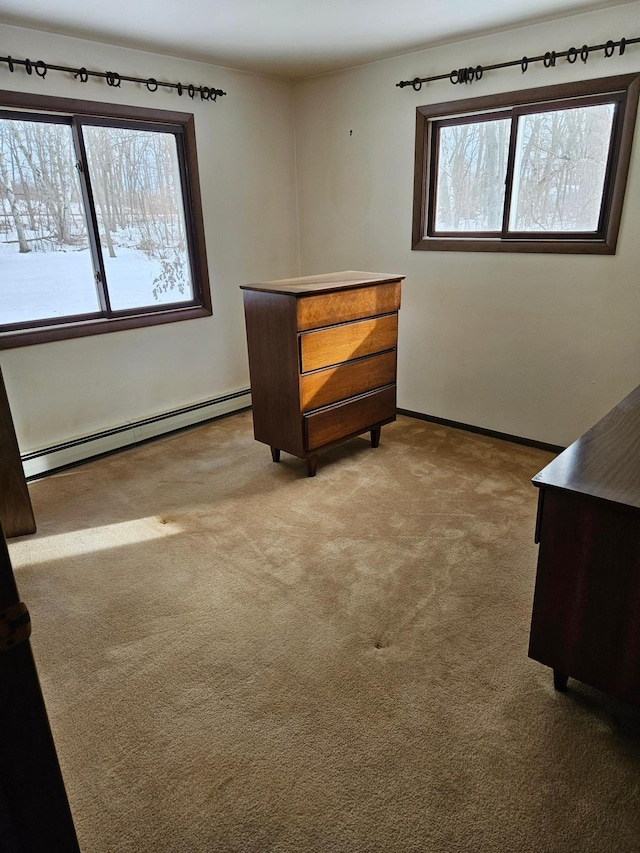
xmin=22 ymin=388 xmax=251 ymax=480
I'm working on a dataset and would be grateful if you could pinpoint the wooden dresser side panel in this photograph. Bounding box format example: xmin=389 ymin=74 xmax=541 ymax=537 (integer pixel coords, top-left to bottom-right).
xmin=0 ymin=368 xmax=36 ymax=538
xmin=241 ymin=290 xmax=304 ymax=458
xmin=528 ymin=488 xmax=640 ymax=706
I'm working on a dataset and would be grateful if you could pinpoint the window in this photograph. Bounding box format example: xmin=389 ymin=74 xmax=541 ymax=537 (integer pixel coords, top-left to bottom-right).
xmin=0 ymin=90 xmax=211 ymax=347
xmin=412 ymin=74 xmax=640 ymax=253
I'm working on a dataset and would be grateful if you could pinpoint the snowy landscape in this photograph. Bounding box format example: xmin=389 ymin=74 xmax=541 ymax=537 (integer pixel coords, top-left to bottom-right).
xmin=0 ymin=117 xmax=193 ymax=327
xmin=0 ymin=244 xmax=191 ymax=324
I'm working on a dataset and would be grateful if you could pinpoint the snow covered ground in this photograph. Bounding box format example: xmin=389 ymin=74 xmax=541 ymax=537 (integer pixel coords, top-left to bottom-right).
xmin=0 ymin=244 xmax=192 ymax=325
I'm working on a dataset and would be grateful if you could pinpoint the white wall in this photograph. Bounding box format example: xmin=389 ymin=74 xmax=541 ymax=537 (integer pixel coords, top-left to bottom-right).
xmin=293 ymin=2 xmax=640 ymax=446
xmin=0 ymin=24 xmax=299 ymax=454
xmin=3 ymin=7 xmax=640 ymax=456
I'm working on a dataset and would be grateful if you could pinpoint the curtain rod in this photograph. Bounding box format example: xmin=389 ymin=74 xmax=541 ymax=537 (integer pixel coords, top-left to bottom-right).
xmin=396 ymin=35 xmax=640 ymax=91
xmin=0 ymin=53 xmax=226 ymax=102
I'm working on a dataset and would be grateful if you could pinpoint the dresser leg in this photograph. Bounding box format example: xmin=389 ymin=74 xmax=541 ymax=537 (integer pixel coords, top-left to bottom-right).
xmin=553 ymin=670 xmax=568 ymax=692
xmin=270 ymin=447 xmax=281 ymax=463
xmin=371 ymin=427 xmax=381 ymax=448
xmin=305 ymin=456 xmax=317 ymax=477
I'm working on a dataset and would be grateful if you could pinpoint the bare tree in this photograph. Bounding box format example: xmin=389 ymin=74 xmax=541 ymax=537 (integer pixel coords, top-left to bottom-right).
xmin=0 ymin=144 xmax=30 ymax=253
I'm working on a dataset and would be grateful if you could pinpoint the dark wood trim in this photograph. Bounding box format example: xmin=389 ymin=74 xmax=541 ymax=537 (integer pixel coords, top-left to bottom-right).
xmin=397 ymin=408 xmax=564 ymax=454
xmin=0 ymin=368 xmax=35 ymax=537
xmin=0 ymin=89 xmax=212 ymax=349
xmin=411 ymin=237 xmax=618 ymax=255
xmin=183 ymin=114 xmax=212 ymax=316
xmin=412 ymin=73 xmax=640 ymax=254
xmin=412 ymin=109 xmax=428 ymax=250
xmin=0 ymin=305 xmax=212 ymax=349
xmin=415 ymin=73 xmax=640 ymax=122
xmin=0 ymin=88 xmax=195 ymax=123
xmin=605 ymin=73 xmax=640 ymax=253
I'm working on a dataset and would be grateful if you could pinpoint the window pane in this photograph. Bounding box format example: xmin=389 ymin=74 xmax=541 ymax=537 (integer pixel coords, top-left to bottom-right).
xmin=509 ymin=103 xmax=615 ymax=232
xmin=0 ymin=118 xmax=98 ymax=325
xmin=81 ymin=125 xmax=194 ymax=311
xmin=434 ymin=118 xmax=510 ymax=232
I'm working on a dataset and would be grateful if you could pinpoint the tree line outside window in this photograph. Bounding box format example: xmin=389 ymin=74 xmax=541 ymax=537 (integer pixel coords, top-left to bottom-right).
xmin=432 ymin=100 xmax=615 ymax=234
xmin=0 ymin=91 xmax=210 ymax=348
xmin=412 ymin=74 xmax=640 ymax=254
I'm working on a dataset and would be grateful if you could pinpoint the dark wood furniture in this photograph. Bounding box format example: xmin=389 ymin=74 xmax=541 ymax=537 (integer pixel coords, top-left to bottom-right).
xmin=240 ymin=270 xmax=404 ymax=476
xmin=528 ymin=382 xmax=640 ymax=707
xmin=0 ymin=367 xmax=35 ymax=538
xmin=0 ymin=522 xmax=80 ymax=852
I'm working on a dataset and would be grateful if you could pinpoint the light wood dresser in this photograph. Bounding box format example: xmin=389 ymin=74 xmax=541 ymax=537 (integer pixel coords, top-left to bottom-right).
xmin=240 ymin=270 xmax=404 ymax=476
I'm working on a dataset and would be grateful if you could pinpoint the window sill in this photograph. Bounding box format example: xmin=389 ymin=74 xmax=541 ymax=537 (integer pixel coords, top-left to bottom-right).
xmin=0 ymin=304 xmax=213 ymax=349
xmin=412 ymin=236 xmax=617 ymax=255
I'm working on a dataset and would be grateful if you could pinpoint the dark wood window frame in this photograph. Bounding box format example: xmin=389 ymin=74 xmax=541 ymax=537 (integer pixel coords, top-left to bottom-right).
xmin=0 ymin=89 xmax=211 ymax=348
xmin=412 ymin=73 xmax=640 ymax=254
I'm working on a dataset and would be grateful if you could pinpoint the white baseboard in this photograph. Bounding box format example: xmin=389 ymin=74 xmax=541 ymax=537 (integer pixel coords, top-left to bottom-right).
xmin=23 ymin=389 xmax=251 ymax=480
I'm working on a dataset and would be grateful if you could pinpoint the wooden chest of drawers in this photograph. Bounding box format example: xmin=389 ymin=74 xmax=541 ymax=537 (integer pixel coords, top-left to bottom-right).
xmin=240 ymin=270 xmax=404 ymax=476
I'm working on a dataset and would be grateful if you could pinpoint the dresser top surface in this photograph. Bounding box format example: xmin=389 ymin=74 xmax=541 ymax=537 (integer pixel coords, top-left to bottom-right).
xmin=533 ymin=382 xmax=640 ymax=509
xmin=240 ymin=270 xmax=404 ymax=296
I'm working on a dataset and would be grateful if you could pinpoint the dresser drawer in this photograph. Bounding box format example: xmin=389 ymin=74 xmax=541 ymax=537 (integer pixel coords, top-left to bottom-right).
xmin=299 ymin=313 xmax=397 ymax=374
xmin=304 ymin=386 xmax=396 ymax=451
xmin=300 ymin=350 xmax=396 ymax=412
xmin=296 ymin=281 xmax=401 ymax=332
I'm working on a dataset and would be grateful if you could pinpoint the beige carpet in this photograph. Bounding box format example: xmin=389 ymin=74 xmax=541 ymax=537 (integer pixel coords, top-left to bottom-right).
xmin=9 ymin=412 xmax=640 ymax=852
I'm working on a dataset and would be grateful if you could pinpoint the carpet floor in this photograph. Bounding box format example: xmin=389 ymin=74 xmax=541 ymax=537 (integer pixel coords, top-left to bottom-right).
xmin=9 ymin=411 xmax=640 ymax=852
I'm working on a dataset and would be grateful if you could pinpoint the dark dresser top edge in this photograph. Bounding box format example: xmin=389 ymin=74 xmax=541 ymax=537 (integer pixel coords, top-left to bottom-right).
xmin=532 ymin=382 xmax=640 ymax=510
xmin=240 ymin=270 xmax=405 ymax=296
